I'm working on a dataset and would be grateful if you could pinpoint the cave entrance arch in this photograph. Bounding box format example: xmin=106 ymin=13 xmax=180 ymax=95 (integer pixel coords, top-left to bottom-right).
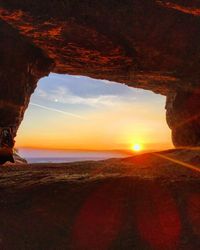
xmin=2 ymin=0 xmax=200 ymax=150
xmin=15 ymin=73 xmax=172 ymax=157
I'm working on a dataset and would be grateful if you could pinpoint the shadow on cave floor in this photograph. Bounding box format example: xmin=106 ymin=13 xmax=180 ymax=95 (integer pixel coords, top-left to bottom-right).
xmin=0 ymin=148 xmax=199 ymax=249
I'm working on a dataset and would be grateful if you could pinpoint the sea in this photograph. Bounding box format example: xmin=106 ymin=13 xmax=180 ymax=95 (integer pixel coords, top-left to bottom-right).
xmin=18 ymin=148 xmax=132 ymax=164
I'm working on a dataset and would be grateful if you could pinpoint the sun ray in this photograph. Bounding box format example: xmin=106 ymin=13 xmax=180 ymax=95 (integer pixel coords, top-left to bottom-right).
xmin=153 ymin=152 xmax=200 ymax=173
xmin=175 ymin=113 xmax=200 ymax=128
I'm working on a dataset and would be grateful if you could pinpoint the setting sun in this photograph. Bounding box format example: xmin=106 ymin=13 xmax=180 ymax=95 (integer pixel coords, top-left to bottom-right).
xmin=132 ymin=144 xmax=142 ymax=152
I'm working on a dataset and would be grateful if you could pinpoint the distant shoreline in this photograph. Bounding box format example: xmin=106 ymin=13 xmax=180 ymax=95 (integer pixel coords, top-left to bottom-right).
xmin=18 ymin=149 xmax=134 ymax=164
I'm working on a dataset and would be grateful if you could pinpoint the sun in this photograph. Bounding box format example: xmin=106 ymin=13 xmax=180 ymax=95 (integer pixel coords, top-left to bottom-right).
xmin=132 ymin=144 xmax=142 ymax=152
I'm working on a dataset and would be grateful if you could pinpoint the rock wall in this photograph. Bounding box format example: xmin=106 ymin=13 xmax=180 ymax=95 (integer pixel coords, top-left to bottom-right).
xmin=0 ymin=20 xmax=53 ymax=138
xmin=166 ymin=91 xmax=200 ymax=147
xmin=0 ymin=0 xmax=200 ymax=147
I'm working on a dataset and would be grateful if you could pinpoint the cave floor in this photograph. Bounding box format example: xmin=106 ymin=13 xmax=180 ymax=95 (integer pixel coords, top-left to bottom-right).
xmin=0 ymin=149 xmax=199 ymax=250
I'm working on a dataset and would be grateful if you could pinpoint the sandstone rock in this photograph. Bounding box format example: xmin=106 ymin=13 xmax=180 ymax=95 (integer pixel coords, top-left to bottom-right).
xmin=0 ymin=149 xmax=199 ymax=249
xmin=166 ymin=91 xmax=200 ymax=147
xmin=0 ymin=20 xmax=53 ymax=138
xmin=3 ymin=153 xmax=27 ymax=165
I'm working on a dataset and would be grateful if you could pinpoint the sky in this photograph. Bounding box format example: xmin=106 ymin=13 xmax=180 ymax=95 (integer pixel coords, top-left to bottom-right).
xmin=15 ymin=73 xmax=173 ymax=151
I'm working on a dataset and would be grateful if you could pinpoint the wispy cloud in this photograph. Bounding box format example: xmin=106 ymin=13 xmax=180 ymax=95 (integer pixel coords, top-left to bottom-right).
xmin=35 ymin=86 xmax=132 ymax=107
xmin=30 ymin=102 xmax=87 ymax=120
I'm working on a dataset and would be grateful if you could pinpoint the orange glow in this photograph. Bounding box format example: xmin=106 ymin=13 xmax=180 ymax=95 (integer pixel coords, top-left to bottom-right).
xmin=156 ymin=1 xmax=200 ymax=16
xmin=16 ymin=106 xmax=172 ymax=151
xmin=15 ymin=77 xmax=173 ymax=151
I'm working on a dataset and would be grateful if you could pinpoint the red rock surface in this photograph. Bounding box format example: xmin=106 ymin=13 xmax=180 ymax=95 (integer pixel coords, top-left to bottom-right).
xmin=0 ymin=149 xmax=199 ymax=249
xmin=166 ymin=91 xmax=200 ymax=147
xmin=1 ymin=0 xmax=200 ymax=93
xmin=0 ymin=20 xmax=53 ymax=136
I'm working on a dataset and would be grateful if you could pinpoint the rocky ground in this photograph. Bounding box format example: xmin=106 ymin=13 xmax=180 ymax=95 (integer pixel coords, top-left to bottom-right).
xmin=0 ymin=149 xmax=199 ymax=250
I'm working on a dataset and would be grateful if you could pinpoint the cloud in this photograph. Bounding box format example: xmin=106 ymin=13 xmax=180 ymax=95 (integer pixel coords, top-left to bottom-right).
xmin=41 ymin=73 xmax=139 ymax=98
xmin=35 ymin=85 xmax=136 ymax=107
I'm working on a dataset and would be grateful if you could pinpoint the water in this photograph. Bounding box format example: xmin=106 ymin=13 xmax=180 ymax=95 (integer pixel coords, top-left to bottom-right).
xmin=18 ymin=148 xmax=132 ymax=164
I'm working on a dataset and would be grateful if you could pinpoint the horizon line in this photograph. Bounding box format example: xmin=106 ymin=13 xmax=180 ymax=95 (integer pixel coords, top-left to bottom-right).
xmin=16 ymin=146 xmax=173 ymax=152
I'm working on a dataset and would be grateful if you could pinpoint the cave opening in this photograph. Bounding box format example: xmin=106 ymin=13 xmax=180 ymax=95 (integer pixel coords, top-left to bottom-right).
xmin=15 ymin=73 xmax=172 ymax=162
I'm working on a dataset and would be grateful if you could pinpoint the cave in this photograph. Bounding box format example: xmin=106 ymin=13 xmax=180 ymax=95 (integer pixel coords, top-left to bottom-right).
xmin=0 ymin=2 xmax=200 ymax=249
xmin=1 ymin=0 xmax=200 ymax=148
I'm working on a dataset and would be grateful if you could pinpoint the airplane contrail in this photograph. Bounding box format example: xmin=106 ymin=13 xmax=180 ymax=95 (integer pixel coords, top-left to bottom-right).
xmin=30 ymin=102 xmax=87 ymax=120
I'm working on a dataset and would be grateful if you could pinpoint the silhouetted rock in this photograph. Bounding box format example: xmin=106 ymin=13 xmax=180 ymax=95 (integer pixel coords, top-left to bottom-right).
xmin=0 ymin=20 xmax=53 ymax=138
xmin=166 ymin=91 xmax=200 ymax=147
